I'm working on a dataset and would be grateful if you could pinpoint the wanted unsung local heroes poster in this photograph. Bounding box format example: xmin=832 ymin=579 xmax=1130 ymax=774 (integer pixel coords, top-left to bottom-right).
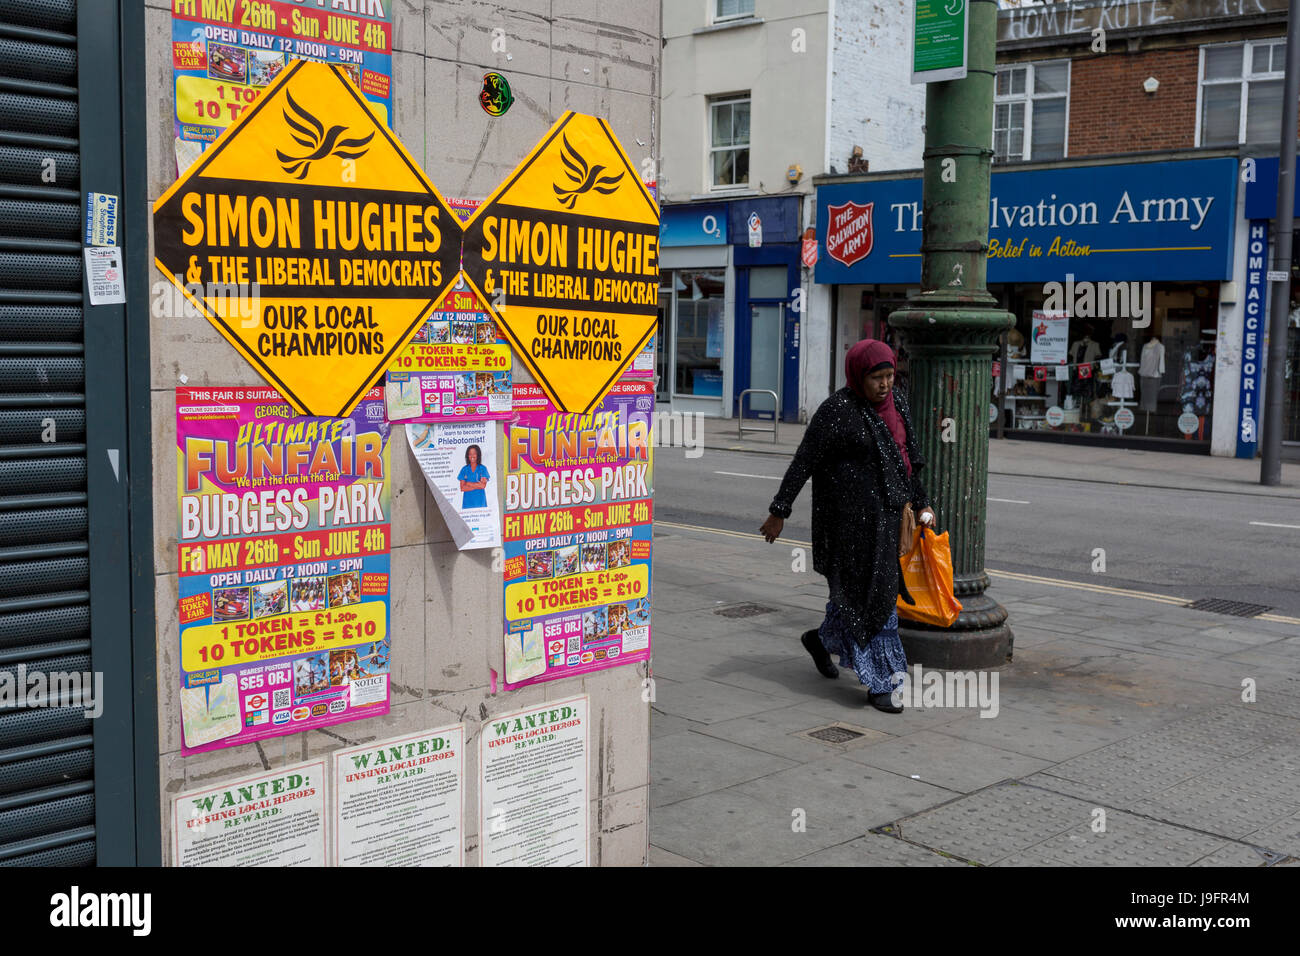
xmin=502 ymin=382 xmax=654 ymax=688
xmin=176 ymin=387 xmax=392 ymax=755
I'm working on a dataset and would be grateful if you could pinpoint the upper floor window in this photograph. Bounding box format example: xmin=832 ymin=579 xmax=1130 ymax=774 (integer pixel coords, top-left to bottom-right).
xmin=994 ymin=61 xmax=1069 ymax=163
xmin=709 ymin=95 xmax=750 ymax=189
xmin=1199 ymin=40 xmax=1285 ymax=146
xmin=714 ymin=0 xmax=755 ymax=22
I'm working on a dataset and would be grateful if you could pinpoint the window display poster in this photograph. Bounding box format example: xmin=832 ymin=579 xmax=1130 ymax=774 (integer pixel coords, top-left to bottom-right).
xmin=481 ymin=696 xmax=588 ymax=867
xmin=385 ymin=287 xmax=513 ymax=424
xmin=176 ymin=387 xmax=392 ymax=755
xmin=173 ymin=760 xmax=326 ymax=867
xmin=406 ymin=421 xmax=502 ymax=550
xmin=502 ymin=382 xmax=653 ymax=688
xmin=171 ymin=1 xmax=393 ymax=173
xmin=705 ymin=309 xmax=724 ymax=359
xmin=1030 ymin=310 xmax=1069 ymax=365
xmin=333 ymin=726 xmax=465 ymax=867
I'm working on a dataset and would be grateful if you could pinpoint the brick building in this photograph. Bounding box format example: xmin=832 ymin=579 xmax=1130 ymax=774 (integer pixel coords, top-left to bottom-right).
xmin=813 ymin=0 xmax=1299 ymax=458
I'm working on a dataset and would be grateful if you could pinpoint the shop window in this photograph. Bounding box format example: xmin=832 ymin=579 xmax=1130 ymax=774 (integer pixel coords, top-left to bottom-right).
xmin=993 ymin=61 xmax=1068 ymax=163
xmin=671 ymin=270 xmax=725 ymax=396
xmin=1199 ymin=40 xmax=1287 ymax=147
xmin=997 ymin=283 xmax=1219 ymax=441
xmin=713 ymin=0 xmax=755 ymax=22
xmin=748 ymin=265 xmax=787 ymax=299
xmin=709 ymin=95 xmax=750 ymax=189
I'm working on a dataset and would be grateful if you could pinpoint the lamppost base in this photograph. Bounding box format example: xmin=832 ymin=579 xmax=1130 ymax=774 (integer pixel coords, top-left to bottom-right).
xmin=898 ymin=589 xmax=1013 ymax=670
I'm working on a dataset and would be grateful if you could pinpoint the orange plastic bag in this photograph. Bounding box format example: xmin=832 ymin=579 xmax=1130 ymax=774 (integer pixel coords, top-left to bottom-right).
xmin=896 ymin=527 xmax=962 ymax=627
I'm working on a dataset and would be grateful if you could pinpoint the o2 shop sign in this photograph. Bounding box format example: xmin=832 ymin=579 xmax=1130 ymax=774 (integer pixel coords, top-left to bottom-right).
xmin=659 ymin=204 xmax=726 ymax=246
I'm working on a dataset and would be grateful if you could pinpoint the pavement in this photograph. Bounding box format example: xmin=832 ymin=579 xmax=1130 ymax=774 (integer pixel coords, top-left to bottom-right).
xmin=648 ymin=432 xmax=1300 ymax=866
xmin=701 ymin=415 xmax=1300 ymax=499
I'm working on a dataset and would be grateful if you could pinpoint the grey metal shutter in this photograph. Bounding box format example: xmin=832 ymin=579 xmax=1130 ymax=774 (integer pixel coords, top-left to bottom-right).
xmin=0 ymin=0 xmax=95 ymax=867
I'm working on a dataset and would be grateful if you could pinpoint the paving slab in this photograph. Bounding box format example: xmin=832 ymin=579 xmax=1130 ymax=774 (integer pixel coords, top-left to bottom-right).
xmin=783 ymin=832 xmax=970 ymax=867
xmin=892 ymin=783 xmax=1090 ymax=865
xmin=730 ymin=755 xmax=956 ymax=838
xmin=1190 ymin=843 xmax=1275 ymax=867
xmin=1240 ymin=809 xmax=1300 ymax=859
xmin=647 ymin=844 xmax=703 ymax=867
xmin=650 ymin=675 xmax=804 ymax=725
xmin=845 ymin=729 xmax=1055 ymax=793
xmin=649 ymin=709 xmax=703 ymax=740
xmin=993 ymin=812 xmax=1233 ymax=867
xmin=935 ymin=704 xmax=1136 ymax=763
xmin=1134 ymin=746 xmax=1300 ymax=841
xmin=705 ymin=657 xmax=865 ymax=706
xmin=1024 ymin=736 xmax=1212 ymax=807
xmin=692 ymin=704 xmax=888 ymax=763
xmin=649 ymin=787 xmax=854 ymax=866
xmin=650 ymin=731 xmax=797 ymax=809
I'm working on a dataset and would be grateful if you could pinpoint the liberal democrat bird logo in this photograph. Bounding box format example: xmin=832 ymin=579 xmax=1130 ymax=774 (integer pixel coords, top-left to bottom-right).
xmin=553 ymin=135 xmax=624 ymax=210
xmin=277 ymin=89 xmax=375 ymax=180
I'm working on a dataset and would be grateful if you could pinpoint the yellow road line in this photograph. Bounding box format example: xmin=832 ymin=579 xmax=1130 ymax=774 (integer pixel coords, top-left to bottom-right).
xmin=655 ymin=520 xmax=1300 ymax=626
xmin=984 ymin=568 xmax=1187 ymax=605
xmin=656 ymin=520 xmax=812 ymax=548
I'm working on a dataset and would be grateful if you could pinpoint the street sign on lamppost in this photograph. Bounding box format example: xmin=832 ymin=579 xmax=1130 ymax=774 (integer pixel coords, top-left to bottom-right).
xmin=891 ymin=0 xmax=1012 ymax=668
xmin=912 ymin=0 xmax=969 ymax=85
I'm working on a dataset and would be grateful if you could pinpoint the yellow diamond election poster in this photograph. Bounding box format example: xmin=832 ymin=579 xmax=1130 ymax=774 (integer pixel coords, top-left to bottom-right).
xmin=154 ymin=59 xmax=462 ymax=418
xmin=460 ymin=112 xmax=659 ymax=414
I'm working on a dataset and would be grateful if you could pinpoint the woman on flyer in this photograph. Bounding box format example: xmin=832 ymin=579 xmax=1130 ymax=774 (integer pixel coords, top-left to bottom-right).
xmin=759 ymin=339 xmax=935 ymax=713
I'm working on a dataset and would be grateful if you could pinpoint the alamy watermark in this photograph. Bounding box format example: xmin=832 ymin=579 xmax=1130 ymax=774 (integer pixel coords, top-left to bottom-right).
xmin=0 ymin=664 xmax=103 ymax=718
xmin=890 ymin=664 xmax=999 ymax=718
xmin=1042 ymin=273 xmax=1150 ymax=327
xmin=650 ymin=409 xmax=703 ymax=459
xmin=153 ymin=277 xmax=260 ymax=327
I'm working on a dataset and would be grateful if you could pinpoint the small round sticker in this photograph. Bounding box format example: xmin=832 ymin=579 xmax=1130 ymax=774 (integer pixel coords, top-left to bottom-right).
xmin=1177 ymin=412 xmax=1199 ymax=435
xmin=988 ymin=402 xmax=998 ymax=424
xmin=1115 ymin=407 xmax=1135 ymax=430
xmin=1045 ymin=405 xmax=1065 ymax=427
xmin=480 ymin=72 xmax=514 ymax=115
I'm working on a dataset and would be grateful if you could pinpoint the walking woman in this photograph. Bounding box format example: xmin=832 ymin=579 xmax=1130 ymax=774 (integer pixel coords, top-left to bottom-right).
xmin=759 ymin=339 xmax=935 ymax=713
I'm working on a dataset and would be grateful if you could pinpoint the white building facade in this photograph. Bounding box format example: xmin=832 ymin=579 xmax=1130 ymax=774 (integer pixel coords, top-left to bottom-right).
xmin=657 ymin=0 xmax=923 ymax=421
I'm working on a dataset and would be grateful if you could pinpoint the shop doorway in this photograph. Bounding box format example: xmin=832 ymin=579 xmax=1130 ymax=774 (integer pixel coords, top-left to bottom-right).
xmin=656 ymin=288 xmax=671 ymax=402
xmin=734 ymin=264 xmax=800 ymax=421
xmin=746 ymin=302 xmax=783 ymax=418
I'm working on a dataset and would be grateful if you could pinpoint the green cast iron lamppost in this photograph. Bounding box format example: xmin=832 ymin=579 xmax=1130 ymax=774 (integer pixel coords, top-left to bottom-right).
xmin=889 ymin=0 xmax=1013 ymax=668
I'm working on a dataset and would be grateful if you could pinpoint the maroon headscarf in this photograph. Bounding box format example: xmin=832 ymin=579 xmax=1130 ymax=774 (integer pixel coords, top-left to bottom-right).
xmin=845 ymin=339 xmax=911 ymax=477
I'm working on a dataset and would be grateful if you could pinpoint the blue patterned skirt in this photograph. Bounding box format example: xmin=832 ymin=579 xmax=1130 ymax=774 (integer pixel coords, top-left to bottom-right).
xmin=818 ymin=603 xmax=907 ymax=695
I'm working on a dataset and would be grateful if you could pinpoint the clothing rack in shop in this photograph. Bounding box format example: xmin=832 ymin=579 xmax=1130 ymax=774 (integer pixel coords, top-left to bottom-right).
xmin=1103 ymin=348 xmax=1140 ymax=435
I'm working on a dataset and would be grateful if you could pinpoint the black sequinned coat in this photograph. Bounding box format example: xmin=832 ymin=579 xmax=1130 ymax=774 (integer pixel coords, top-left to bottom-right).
xmin=768 ymin=386 xmax=930 ymax=648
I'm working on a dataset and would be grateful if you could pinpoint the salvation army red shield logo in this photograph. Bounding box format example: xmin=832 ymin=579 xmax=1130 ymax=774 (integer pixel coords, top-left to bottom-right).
xmin=801 ymin=237 xmax=818 ymax=268
xmin=826 ymin=201 xmax=873 ymax=267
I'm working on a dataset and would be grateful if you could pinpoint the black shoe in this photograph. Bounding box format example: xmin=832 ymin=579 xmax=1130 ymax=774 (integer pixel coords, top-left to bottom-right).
xmin=800 ymin=629 xmax=838 ymax=679
xmin=869 ymin=692 xmax=903 ymax=714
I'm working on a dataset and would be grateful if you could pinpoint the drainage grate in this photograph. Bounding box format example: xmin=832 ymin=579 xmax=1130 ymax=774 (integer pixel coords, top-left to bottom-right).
xmin=1184 ymin=598 xmax=1272 ymax=618
xmin=807 ymin=725 xmax=865 ymax=744
xmin=713 ymin=603 xmax=777 ymax=618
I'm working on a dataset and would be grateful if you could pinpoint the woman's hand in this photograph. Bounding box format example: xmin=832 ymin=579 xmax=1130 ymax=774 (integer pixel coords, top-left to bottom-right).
xmin=918 ymin=508 xmax=936 ymax=528
xmin=760 ymin=514 xmax=783 ymax=543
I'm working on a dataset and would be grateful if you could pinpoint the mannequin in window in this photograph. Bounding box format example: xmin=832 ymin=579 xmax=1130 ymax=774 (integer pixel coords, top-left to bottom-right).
xmin=1070 ymin=328 xmax=1101 ymax=367
xmin=1139 ymin=335 xmax=1165 ymax=413
xmin=1108 ymin=332 xmax=1129 ymax=366
xmin=1180 ymin=344 xmax=1214 ymax=416
xmin=1007 ymin=327 xmax=1026 ymax=359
